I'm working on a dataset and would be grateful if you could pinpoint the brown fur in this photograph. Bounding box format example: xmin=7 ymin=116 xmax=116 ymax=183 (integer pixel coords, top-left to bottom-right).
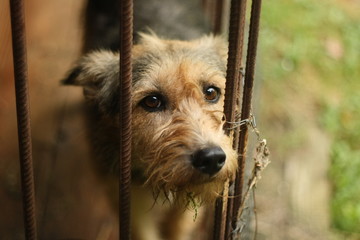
xmin=63 ymin=33 xmax=237 ymax=240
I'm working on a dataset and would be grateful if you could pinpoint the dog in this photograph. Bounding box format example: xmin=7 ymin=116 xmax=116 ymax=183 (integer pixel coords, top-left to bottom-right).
xmin=62 ymin=0 xmax=238 ymax=239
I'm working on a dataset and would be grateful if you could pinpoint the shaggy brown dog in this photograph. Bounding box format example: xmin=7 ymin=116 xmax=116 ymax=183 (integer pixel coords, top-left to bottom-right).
xmin=63 ymin=1 xmax=237 ymax=239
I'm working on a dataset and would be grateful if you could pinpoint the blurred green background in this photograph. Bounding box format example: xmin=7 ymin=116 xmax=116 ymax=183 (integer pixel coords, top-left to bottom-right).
xmin=257 ymin=0 xmax=360 ymax=238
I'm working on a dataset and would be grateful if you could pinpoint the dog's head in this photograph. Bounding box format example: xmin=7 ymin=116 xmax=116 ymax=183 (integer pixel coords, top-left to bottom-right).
xmin=63 ymin=34 xmax=238 ymax=205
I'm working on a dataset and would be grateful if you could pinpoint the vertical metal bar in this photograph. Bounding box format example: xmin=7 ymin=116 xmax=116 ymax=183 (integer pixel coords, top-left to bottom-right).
xmin=213 ymin=197 xmax=225 ymax=240
xmin=9 ymin=0 xmax=37 ymax=239
xmin=119 ymin=0 xmax=133 ymax=239
xmin=214 ymin=0 xmax=248 ymax=239
xmin=231 ymin=0 xmax=263 ymax=239
xmin=223 ymin=0 xmax=248 ymax=136
xmin=202 ymin=0 xmax=211 ymax=19
xmin=213 ymin=0 xmax=224 ymax=35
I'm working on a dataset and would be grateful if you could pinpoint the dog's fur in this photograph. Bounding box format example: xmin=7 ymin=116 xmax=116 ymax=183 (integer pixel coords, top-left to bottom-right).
xmin=63 ymin=1 xmax=237 ymax=239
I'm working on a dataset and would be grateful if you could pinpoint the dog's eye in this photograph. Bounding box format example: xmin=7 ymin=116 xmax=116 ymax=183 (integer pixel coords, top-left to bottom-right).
xmin=140 ymin=95 xmax=165 ymax=112
xmin=204 ymin=86 xmax=220 ymax=103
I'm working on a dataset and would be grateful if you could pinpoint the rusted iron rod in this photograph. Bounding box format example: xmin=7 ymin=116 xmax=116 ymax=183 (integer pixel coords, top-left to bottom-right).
xmin=119 ymin=0 xmax=133 ymax=239
xmin=223 ymin=0 xmax=248 ymax=136
xmin=213 ymin=0 xmax=248 ymax=240
xmin=231 ymin=0 xmax=263 ymax=239
xmin=213 ymin=0 xmax=224 ymax=34
xmin=213 ymin=196 xmax=225 ymax=240
xmin=9 ymin=0 xmax=37 ymax=239
xmin=224 ymin=0 xmax=249 ymax=237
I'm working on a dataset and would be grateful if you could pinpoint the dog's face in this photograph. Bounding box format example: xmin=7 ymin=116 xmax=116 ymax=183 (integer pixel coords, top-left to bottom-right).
xmin=63 ymin=34 xmax=237 ymax=204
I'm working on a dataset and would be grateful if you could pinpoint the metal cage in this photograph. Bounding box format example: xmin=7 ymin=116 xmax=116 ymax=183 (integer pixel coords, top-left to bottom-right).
xmin=8 ymin=0 xmax=262 ymax=239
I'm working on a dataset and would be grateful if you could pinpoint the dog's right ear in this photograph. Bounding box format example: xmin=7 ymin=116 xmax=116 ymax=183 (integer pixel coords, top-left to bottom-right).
xmin=62 ymin=50 xmax=121 ymax=115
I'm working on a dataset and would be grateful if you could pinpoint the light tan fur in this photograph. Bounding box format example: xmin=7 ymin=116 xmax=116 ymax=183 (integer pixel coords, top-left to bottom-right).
xmin=63 ymin=34 xmax=237 ymax=240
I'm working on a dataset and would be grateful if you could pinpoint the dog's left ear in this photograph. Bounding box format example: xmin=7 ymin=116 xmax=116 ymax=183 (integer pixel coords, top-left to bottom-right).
xmin=209 ymin=36 xmax=228 ymax=62
xmin=192 ymin=35 xmax=228 ymax=74
xmin=195 ymin=35 xmax=228 ymax=60
xmin=62 ymin=50 xmax=121 ymax=115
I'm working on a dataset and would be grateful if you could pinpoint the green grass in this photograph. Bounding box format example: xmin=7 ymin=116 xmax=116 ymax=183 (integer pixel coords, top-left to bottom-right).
xmin=323 ymin=95 xmax=360 ymax=232
xmin=260 ymin=0 xmax=360 ymax=234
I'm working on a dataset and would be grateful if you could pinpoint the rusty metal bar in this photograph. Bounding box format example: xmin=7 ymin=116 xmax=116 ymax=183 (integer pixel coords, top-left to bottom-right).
xmin=119 ymin=0 xmax=133 ymax=239
xmin=230 ymin=0 xmax=263 ymax=239
xmin=213 ymin=197 xmax=225 ymax=240
xmin=9 ymin=0 xmax=37 ymax=239
xmin=223 ymin=0 xmax=248 ymax=136
xmin=213 ymin=0 xmax=224 ymax=34
xmin=201 ymin=0 xmax=211 ymax=19
xmin=213 ymin=0 xmax=248 ymax=239
xmin=223 ymin=3 xmax=248 ymax=240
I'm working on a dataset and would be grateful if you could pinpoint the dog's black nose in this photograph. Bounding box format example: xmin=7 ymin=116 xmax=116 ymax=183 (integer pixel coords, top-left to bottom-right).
xmin=191 ymin=147 xmax=226 ymax=176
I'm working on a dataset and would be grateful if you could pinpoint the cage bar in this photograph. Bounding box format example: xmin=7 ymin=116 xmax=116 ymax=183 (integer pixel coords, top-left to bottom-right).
xmin=230 ymin=0 xmax=263 ymax=239
xmin=223 ymin=0 xmax=249 ymax=236
xmin=9 ymin=0 xmax=37 ymax=239
xmin=213 ymin=0 xmax=248 ymax=239
xmin=119 ymin=0 xmax=133 ymax=239
xmin=213 ymin=0 xmax=224 ymax=34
